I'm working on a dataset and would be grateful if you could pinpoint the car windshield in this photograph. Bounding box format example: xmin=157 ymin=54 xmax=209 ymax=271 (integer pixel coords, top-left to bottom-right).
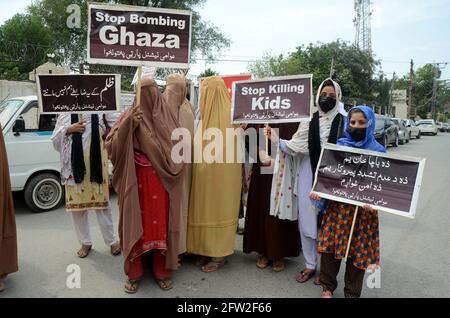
xmin=376 ymin=118 xmax=385 ymax=130
xmin=418 ymin=121 xmax=433 ymax=125
xmin=0 ymin=99 xmax=24 ymax=129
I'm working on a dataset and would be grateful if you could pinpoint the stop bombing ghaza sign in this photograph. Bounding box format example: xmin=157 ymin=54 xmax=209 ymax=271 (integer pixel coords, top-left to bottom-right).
xmin=87 ymin=3 xmax=192 ymax=68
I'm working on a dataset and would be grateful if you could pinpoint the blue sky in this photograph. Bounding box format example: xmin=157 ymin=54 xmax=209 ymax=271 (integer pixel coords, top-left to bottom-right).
xmin=1 ymin=0 xmax=449 ymax=79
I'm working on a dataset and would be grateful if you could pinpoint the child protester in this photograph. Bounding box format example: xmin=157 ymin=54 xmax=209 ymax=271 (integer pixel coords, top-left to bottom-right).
xmin=310 ymin=105 xmax=385 ymax=298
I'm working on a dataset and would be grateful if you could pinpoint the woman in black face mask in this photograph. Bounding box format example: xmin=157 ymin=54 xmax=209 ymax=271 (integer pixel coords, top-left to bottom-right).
xmin=318 ymin=86 xmax=338 ymax=114
xmin=264 ymin=78 xmax=347 ymax=285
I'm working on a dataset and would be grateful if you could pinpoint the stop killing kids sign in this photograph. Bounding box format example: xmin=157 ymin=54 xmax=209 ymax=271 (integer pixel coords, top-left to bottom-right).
xmin=231 ymin=75 xmax=314 ymax=124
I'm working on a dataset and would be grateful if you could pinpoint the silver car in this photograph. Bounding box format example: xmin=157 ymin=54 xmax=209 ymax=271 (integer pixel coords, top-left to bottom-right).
xmin=403 ymin=119 xmax=422 ymax=139
xmin=392 ymin=118 xmax=409 ymax=144
xmin=442 ymin=123 xmax=450 ymax=132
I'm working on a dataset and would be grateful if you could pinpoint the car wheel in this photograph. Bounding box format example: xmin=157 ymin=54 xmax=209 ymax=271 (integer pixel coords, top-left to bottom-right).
xmin=383 ymin=135 xmax=388 ymax=148
xmin=24 ymin=173 xmax=64 ymax=213
xmin=393 ymin=135 xmax=399 ymax=147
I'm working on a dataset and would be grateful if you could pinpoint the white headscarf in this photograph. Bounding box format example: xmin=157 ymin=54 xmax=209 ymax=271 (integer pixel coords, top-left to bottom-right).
xmin=315 ymin=78 xmax=343 ymax=118
xmin=269 ymin=78 xmax=345 ymax=220
xmin=283 ymin=78 xmax=344 ymax=154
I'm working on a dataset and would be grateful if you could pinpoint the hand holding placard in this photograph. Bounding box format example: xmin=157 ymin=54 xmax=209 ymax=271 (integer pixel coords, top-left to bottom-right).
xmin=66 ymin=120 xmax=86 ymax=135
xmin=132 ymin=107 xmax=143 ymax=130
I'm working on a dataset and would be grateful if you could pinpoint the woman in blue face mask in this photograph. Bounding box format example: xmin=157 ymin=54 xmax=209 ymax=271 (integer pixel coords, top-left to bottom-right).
xmin=311 ymin=105 xmax=384 ymax=298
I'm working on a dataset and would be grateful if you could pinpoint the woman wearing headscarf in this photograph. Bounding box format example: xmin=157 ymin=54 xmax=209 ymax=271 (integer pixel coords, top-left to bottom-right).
xmin=187 ymin=76 xmax=243 ymax=273
xmin=163 ymin=74 xmax=195 ymax=262
xmin=311 ymin=105 xmax=383 ymax=298
xmin=52 ymin=112 xmax=121 ymax=259
xmin=243 ymin=123 xmax=301 ymax=272
xmin=265 ymin=78 xmax=346 ymax=284
xmin=0 ymin=124 xmax=18 ymax=292
xmin=106 ymin=78 xmax=185 ymax=293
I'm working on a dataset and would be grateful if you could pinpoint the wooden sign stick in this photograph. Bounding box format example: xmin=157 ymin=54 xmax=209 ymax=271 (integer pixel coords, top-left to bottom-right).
xmin=135 ymin=66 xmax=143 ymax=109
xmin=344 ymin=206 xmax=359 ymax=263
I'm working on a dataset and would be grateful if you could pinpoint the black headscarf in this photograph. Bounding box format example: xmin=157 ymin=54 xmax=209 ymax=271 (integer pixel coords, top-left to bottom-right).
xmin=71 ymin=114 xmax=104 ymax=185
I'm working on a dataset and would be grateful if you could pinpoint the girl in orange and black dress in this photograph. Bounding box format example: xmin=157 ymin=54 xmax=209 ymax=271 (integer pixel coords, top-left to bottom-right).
xmin=312 ymin=105 xmax=385 ymax=298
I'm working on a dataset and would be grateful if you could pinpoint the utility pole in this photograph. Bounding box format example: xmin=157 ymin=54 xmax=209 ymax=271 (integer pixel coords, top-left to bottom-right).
xmin=408 ymin=59 xmax=414 ymax=119
xmin=431 ymin=62 xmax=448 ymax=120
xmin=388 ymin=72 xmax=396 ymax=117
xmin=431 ymin=66 xmax=438 ymax=120
xmin=330 ymin=57 xmax=335 ymax=79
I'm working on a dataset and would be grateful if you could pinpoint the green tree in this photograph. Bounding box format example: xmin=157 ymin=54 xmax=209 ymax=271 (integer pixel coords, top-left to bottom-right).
xmin=249 ymin=54 xmax=292 ymax=79
xmin=27 ymin=0 xmax=230 ymax=68
xmin=199 ymin=68 xmax=218 ymax=78
xmin=249 ymin=41 xmax=379 ymax=103
xmin=372 ymin=74 xmax=392 ymax=114
xmin=0 ymin=14 xmax=54 ymax=80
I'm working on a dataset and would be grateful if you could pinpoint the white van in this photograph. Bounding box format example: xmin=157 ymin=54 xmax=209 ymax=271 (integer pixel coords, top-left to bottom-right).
xmin=1 ymin=96 xmax=63 ymax=212
xmin=1 ymin=95 xmax=132 ymax=213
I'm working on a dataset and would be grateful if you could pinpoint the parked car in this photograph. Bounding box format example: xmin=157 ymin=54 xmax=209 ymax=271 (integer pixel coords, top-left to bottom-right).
xmin=391 ymin=118 xmax=409 ymax=144
xmin=403 ymin=119 xmax=422 ymax=139
xmin=1 ymin=96 xmax=63 ymax=212
xmin=442 ymin=123 xmax=450 ymax=132
xmin=374 ymin=115 xmax=399 ymax=148
xmin=437 ymin=122 xmax=448 ymax=133
xmin=417 ymin=119 xmax=438 ymax=135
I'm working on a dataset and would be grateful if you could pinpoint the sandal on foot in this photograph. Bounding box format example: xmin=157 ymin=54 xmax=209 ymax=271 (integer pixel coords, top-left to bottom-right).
xmin=314 ymin=275 xmax=322 ymax=286
xmin=195 ymin=256 xmax=209 ymax=267
xmin=272 ymin=260 xmax=286 ymax=272
xmin=295 ymin=269 xmax=316 ymax=283
xmin=110 ymin=242 xmax=121 ymax=256
xmin=77 ymin=245 xmax=92 ymax=259
xmin=124 ymin=280 xmax=140 ymax=294
xmin=156 ymin=278 xmax=173 ymax=291
xmin=256 ymin=256 xmax=270 ymax=269
xmin=201 ymin=260 xmax=226 ymax=273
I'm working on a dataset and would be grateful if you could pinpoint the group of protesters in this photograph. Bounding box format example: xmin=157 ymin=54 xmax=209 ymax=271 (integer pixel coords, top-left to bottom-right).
xmin=0 ymin=73 xmax=383 ymax=298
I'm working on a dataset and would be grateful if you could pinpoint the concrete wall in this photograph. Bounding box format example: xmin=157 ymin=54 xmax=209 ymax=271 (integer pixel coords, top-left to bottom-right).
xmin=0 ymin=80 xmax=37 ymax=101
xmin=392 ymin=90 xmax=408 ymax=119
xmin=28 ymin=62 xmax=69 ymax=81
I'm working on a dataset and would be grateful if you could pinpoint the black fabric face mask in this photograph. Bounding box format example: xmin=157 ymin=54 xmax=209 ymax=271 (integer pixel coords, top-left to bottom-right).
xmin=318 ymin=96 xmax=336 ymax=113
xmin=348 ymin=127 xmax=367 ymax=142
